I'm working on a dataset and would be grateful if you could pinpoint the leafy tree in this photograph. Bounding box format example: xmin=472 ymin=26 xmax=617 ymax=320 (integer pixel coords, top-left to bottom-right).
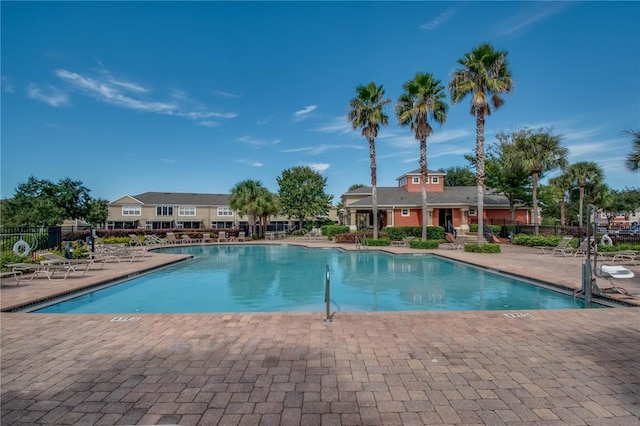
xmin=229 ymin=179 xmax=266 ymax=237
xmin=439 ymin=166 xmax=476 ymax=186
xmin=567 ymin=161 xmax=604 ymax=229
xmin=623 ymin=129 xmax=640 ymax=172
xmin=348 ymin=184 xmax=365 ymax=191
xmin=85 ymin=198 xmax=109 ymax=228
xmin=396 ymin=72 xmax=448 ymax=241
xmin=485 ymin=136 xmax=531 ymax=223
xmin=509 ymin=128 xmax=568 ymax=235
xmin=276 ymin=166 xmax=333 ymax=226
xmin=602 ymin=187 xmax=640 ymax=225
xmin=348 ymin=82 xmax=391 ymax=239
xmin=449 ymin=43 xmax=514 ymax=244
xmin=1 ymin=176 xmax=92 ymax=226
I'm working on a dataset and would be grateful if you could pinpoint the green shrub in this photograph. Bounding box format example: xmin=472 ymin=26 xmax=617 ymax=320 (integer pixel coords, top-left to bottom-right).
xmin=469 ymin=224 xmax=478 ymax=232
xmin=410 ymin=239 xmax=439 ymax=249
xmin=321 ymin=225 xmax=350 ymax=239
xmin=386 ymin=226 xmax=444 ymax=241
xmin=468 ymin=224 xmax=501 ymax=234
xmin=464 ymin=243 xmax=501 ymax=253
xmin=366 ymin=238 xmax=390 ymax=246
xmin=0 ymin=252 xmax=33 ymax=270
xmin=513 ymin=234 xmax=562 ymax=247
xmin=101 ymin=237 xmax=131 ymax=245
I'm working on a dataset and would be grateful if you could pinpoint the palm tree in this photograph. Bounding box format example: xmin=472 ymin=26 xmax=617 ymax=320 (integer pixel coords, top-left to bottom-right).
xmin=511 ymin=128 xmax=568 ymax=235
xmin=548 ymin=172 xmax=573 ymax=227
xmin=229 ymin=179 xmax=266 ymax=237
xmin=623 ymin=129 xmax=640 ymax=172
xmin=254 ymin=189 xmax=280 ymax=238
xmin=449 ymin=43 xmax=514 ymax=244
xmin=348 ymin=82 xmax=391 ymax=239
xmin=396 ymin=72 xmax=448 ymax=241
xmin=567 ymin=161 xmax=604 ymax=229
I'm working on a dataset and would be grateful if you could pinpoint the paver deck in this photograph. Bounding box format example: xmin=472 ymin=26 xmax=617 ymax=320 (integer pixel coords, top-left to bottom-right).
xmin=2 ymin=239 xmax=639 ymax=425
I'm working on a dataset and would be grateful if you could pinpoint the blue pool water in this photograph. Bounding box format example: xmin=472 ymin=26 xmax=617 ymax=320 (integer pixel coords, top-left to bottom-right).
xmin=34 ymin=245 xmax=593 ymax=313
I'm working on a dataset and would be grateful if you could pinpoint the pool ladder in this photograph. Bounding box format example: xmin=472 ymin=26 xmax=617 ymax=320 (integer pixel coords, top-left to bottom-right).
xmin=354 ymin=234 xmax=369 ymax=251
xmin=324 ymin=264 xmax=332 ymax=322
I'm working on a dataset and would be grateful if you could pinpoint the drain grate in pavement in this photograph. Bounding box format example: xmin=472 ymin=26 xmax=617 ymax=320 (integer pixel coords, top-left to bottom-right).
xmin=110 ymin=316 xmax=142 ymax=322
xmin=503 ymin=313 xmax=532 ymax=318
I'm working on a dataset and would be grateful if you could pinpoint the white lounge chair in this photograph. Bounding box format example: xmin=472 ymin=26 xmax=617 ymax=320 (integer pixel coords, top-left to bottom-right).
xmin=598 ymin=264 xmax=634 ymax=295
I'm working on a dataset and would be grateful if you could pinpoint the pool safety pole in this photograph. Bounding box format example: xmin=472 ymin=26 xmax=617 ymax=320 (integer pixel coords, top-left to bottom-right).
xmin=324 ymin=264 xmax=332 ymax=322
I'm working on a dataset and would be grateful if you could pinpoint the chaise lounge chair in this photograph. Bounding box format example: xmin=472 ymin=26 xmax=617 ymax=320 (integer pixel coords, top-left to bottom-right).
xmin=445 ymin=234 xmax=467 ymax=250
xmin=535 ymin=235 xmax=573 ymax=256
xmin=598 ymin=264 xmax=635 ymax=295
xmin=391 ymin=236 xmax=415 ymax=247
xmin=237 ymin=231 xmax=246 ymax=242
xmin=217 ymin=231 xmax=228 ymax=242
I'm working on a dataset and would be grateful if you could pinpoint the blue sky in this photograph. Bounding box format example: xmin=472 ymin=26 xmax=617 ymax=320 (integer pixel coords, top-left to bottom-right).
xmin=2 ymin=1 xmax=639 ymax=205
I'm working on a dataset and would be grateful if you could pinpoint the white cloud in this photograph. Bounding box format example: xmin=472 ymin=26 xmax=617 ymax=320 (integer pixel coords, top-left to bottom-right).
xmin=2 ymin=76 xmax=15 ymax=93
xmin=27 ymin=83 xmax=69 ymax=107
xmin=566 ymin=140 xmax=617 ymax=158
xmin=199 ymin=121 xmax=219 ymax=127
xmin=293 ymin=105 xmax=317 ymax=121
xmin=314 ymin=116 xmax=352 ymax=134
xmin=52 ymin=68 xmax=238 ymax=123
xmin=307 ymin=163 xmax=330 ymax=172
xmin=213 ymin=90 xmax=240 ymax=98
xmin=237 ymin=135 xmax=280 ymax=147
xmin=282 ymin=147 xmax=313 ymax=153
xmin=498 ymin=3 xmax=571 ymax=37
xmin=55 ymin=69 xmax=174 ymax=112
xmin=420 ymin=8 xmax=456 ymax=30
xmin=258 ymin=116 xmax=273 ymax=126
xmin=237 ymin=159 xmax=263 ymax=167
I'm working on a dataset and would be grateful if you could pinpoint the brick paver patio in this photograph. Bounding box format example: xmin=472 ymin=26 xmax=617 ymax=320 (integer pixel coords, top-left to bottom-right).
xmin=2 ymin=240 xmax=639 ymax=425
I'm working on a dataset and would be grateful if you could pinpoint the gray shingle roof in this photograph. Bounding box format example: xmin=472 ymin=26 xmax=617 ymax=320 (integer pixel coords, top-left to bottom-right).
xmin=346 ymin=186 xmax=515 ymax=208
xmin=132 ymin=192 xmax=230 ymax=206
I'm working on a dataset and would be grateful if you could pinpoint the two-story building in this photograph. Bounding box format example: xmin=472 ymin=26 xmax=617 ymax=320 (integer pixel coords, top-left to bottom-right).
xmin=342 ymin=169 xmax=532 ymax=233
xmin=107 ymin=192 xmax=336 ymax=231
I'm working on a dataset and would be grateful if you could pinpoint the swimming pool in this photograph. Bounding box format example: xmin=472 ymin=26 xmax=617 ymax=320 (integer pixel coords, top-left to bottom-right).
xmin=34 ymin=245 xmax=595 ymax=313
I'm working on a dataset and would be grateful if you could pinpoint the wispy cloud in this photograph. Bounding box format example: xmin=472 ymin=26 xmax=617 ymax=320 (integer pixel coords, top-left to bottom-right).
xmin=314 ymin=116 xmax=352 ymax=134
xmin=237 ymin=135 xmax=281 ymax=147
xmin=566 ymin=140 xmax=618 ymax=158
xmin=293 ymin=105 xmax=317 ymax=121
xmin=498 ymin=3 xmax=571 ymax=37
xmin=2 ymin=76 xmax=15 ymax=93
xmin=237 ymin=159 xmax=263 ymax=167
xmin=199 ymin=121 xmax=220 ymax=127
xmin=27 ymin=83 xmax=69 ymax=107
xmin=258 ymin=116 xmax=273 ymax=126
xmin=282 ymin=143 xmax=363 ymax=155
xmin=385 ymin=128 xmax=471 ymax=149
xmin=50 ymin=68 xmax=238 ymax=123
xmin=420 ymin=8 xmax=456 ymax=31
xmin=213 ymin=89 xmax=240 ymax=98
xmin=306 ymin=163 xmax=330 ymax=172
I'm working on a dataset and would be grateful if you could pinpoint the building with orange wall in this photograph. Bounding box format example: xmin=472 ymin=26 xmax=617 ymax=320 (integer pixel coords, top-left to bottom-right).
xmin=342 ymin=169 xmax=532 ymax=233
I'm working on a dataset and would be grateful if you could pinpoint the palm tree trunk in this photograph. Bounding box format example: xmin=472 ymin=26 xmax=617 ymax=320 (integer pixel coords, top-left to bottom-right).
xmin=560 ymin=194 xmax=566 ymax=226
xmin=369 ymin=138 xmax=379 ymax=239
xmin=532 ymin=171 xmax=539 ymax=236
xmin=420 ymin=139 xmax=428 ymax=241
xmin=476 ymin=112 xmax=485 ymax=245
xmin=578 ymin=186 xmax=585 ymax=229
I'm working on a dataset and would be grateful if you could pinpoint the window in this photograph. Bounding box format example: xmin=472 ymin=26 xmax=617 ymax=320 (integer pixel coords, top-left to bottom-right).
xmin=122 ymin=206 xmax=141 ymax=216
xmin=401 ymin=209 xmax=410 ymax=217
xmin=179 ymin=206 xmax=196 ymax=216
xmin=398 ymin=177 xmax=407 ymax=187
xmin=156 ymin=206 xmax=173 ymax=216
xmin=177 ymin=220 xmax=201 ymax=229
xmin=211 ymin=221 xmax=235 ymax=229
xmin=600 ymin=212 xmax=607 ymax=219
xmin=469 ymin=209 xmax=477 ymax=216
xmin=431 ymin=177 xmax=439 ymax=184
xmin=412 ymin=177 xmax=420 ymax=184
xmin=218 ymin=207 xmax=234 ymax=216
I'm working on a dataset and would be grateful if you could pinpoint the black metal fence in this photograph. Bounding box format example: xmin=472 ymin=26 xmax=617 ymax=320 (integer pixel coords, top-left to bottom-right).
xmin=0 ymin=226 xmax=62 ymax=255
